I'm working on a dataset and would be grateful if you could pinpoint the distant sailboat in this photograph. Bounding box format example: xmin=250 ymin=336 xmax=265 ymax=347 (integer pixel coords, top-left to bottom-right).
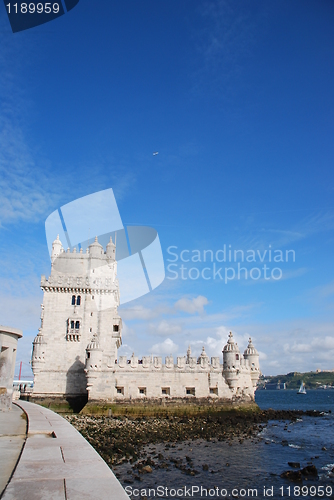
xmin=297 ymin=381 xmax=307 ymax=395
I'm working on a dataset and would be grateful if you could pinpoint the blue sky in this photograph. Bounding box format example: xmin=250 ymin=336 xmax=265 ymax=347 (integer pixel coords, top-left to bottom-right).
xmin=0 ymin=0 xmax=334 ymax=377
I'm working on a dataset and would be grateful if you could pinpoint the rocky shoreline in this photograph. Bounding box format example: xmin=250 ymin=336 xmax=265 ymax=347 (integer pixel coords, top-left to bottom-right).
xmin=65 ymin=408 xmax=323 ymax=468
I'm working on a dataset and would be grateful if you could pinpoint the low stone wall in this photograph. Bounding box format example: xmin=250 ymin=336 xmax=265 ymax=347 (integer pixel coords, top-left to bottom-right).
xmin=24 ymin=394 xmax=258 ymax=416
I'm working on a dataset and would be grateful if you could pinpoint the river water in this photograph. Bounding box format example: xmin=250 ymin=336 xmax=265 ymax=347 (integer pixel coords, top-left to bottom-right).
xmin=115 ymin=390 xmax=334 ymax=499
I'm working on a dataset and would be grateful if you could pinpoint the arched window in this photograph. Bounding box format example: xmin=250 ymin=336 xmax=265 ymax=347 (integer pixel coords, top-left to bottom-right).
xmin=76 ymin=296 xmax=81 ymax=306
xmin=236 ymin=354 xmax=239 ymax=360
xmin=70 ymin=321 xmax=74 ymax=329
xmin=71 ymin=295 xmax=76 ymax=305
xmin=75 ymin=321 xmax=80 ymax=330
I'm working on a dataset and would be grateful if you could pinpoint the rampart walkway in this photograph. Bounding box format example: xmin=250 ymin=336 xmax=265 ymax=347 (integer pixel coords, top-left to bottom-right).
xmin=1 ymin=401 xmax=129 ymax=500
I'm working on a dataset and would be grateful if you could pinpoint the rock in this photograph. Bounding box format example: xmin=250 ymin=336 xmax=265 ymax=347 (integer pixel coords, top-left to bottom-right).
xmin=202 ymin=464 xmax=209 ymax=471
xmin=280 ymin=470 xmax=302 ymax=481
xmin=142 ymin=465 xmax=153 ymax=473
xmin=301 ymin=465 xmax=318 ymax=477
xmin=288 ymin=462 xmax=300 ymax=469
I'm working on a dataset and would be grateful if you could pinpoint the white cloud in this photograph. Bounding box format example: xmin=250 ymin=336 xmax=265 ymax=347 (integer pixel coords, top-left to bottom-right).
xmin=150 ymin=320 xmax=182 ymax=336
xmin=323 ymin=336 xmax=334 ymax=349
xmin=174 ymin=295 xmax=208 ymax=314
xmin=152 ymin=338 xmax=179 ymax=355
xmin=119 ymin=305 xmax=161 ymax=320
xmin=284 ymin=343 xmax=312 ymax=354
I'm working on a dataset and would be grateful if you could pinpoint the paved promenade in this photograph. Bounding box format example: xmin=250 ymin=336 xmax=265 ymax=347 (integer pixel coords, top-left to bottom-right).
xmin=1 ymin=401 xmax=129 ymax=500
xmin=0 ymin=404 xmax=26 ymax=496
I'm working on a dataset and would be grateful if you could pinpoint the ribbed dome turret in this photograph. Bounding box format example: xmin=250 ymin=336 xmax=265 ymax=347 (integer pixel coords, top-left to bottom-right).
xmin=33 ymin=333 xmax=45 ymax=344
xmin=86 ymin=335 xmax=101 ymax=351
xmin=88 ymin=236 xmax=104 ymax=258
xmin=244 ymin=337 xmax=258 ymax=356
xmin=223 ymin=332 xmax=240 ymax=352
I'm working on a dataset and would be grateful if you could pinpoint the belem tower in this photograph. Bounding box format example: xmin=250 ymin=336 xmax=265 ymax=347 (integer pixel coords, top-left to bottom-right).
xmin=31 ymin=236 xmax=260 ymax=401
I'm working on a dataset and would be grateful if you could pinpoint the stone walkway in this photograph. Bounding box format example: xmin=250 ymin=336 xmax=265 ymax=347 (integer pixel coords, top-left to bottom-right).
xmin=0 ymin=404 xmax=27 ymax=496
xmin=1 ymin=401 xmax=129 ymax=500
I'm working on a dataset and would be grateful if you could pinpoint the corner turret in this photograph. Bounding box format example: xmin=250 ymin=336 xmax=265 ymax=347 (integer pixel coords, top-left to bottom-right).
xmin=88 ymin=236 xmax=104 ymax=258
xmin=31 ymin=331 xmax=46 ymax=373
xmin=223 ymin=332 xmax=241 ymax=369
xmin=85 ymin=335 xmax=103 ymax=400
xmin=243 ymin=337 xmax=260 ymax=387
xmin=222 ymin=332 xmax=241 ymax=390
xmin=51 ymin=235 xmax=63 ymax=264
xmin=106 ymin=236 xmax=116 ymax=260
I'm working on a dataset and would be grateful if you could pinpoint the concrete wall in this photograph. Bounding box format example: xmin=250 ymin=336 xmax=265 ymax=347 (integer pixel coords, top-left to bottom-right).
xmin=0 ymin=326 xmax=22 ymax=409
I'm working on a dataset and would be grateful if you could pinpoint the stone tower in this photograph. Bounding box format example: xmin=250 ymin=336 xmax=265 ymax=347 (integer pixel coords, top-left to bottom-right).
xmin=31 ymin=235 xmax=122 ymax=397
xmin=243 ymin=337 xmax=260 ymax=387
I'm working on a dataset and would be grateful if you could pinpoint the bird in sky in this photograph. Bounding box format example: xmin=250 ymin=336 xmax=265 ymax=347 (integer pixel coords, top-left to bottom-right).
xmin=153 ymin=152 xmax=159 ymax=156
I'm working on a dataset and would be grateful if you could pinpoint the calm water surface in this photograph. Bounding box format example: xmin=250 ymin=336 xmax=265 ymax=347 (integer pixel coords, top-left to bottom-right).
xmin=115 ymin=391 xmax=334 ymax=499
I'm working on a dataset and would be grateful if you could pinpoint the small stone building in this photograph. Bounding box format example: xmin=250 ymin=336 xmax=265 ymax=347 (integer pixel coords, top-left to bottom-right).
xmin=32 ymin=236 xmax=260 ymax=401
xmin=0 ymin=326 xmax=22 ymax=409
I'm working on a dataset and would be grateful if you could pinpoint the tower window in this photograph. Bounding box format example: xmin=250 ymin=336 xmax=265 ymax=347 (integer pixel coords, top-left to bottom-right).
xmin=71 ymin=295 xmax=76 ymax=305
xmin=186 ymin=387 xmax=195 ymax=396
xmin=67 ymin=319 xmax=81 ymax=342
xmin=76 ymin=296 xmax=81 ymax=306
xmin=236 ymin=354 xmax=239 ymax=360
xmin=113 ymin=325 xmax=119 ymax=332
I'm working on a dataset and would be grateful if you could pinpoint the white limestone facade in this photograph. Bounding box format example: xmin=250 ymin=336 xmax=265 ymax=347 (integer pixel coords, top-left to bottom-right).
xmin=32 ymin=236 xmax=260 ymax=401
xmin=32 ymin=235 xmax=122 ymax=397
